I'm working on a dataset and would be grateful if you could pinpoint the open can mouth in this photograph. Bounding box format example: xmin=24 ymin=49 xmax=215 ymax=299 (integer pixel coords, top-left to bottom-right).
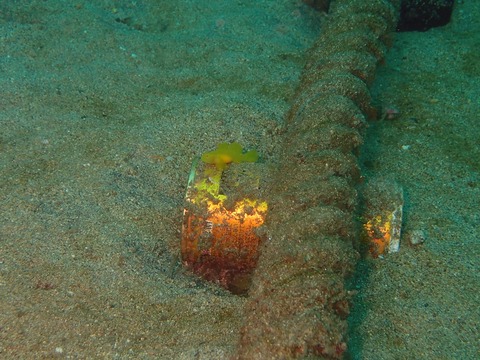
xmin=181 ymin=156 xmax=268 ymax=295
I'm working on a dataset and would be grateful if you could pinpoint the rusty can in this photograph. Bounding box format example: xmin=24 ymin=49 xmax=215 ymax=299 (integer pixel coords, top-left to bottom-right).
xmin=181 ymin=152 xmax=267 ymax=295
xmin=362 ymin=179 xmax=403 ymax=258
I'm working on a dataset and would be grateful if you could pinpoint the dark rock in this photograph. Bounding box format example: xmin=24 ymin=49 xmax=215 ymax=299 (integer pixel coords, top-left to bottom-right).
xmin=397 ymin=0 xmax=455 ymax=32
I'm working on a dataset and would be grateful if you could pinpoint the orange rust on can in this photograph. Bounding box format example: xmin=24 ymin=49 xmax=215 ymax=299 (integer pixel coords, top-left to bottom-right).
xmin=363 ymin=201 xmax=402 ymax=258
xmin=363 ymin=215 xmax=392 ymax=257
xmin=181 ymin=156 xmax=267 ymax=295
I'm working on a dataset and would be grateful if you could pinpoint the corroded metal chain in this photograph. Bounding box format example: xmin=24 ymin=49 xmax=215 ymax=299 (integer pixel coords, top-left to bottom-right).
xmin=237 ymin=1 xmax=400 ymax=358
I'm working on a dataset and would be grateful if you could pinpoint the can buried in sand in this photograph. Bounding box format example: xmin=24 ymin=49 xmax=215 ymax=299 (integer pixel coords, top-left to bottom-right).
xmin=181 ymin=143 xmax=267 ymax=295
xmin=363 ymin=203 xmax=402 ymax=257
xmin=362 ymin=179 xmax=404 ymax=258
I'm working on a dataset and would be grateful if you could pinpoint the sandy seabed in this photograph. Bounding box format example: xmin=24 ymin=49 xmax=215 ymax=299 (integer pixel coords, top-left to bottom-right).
xmin=0 ymin=1 xmax=478 ymax=359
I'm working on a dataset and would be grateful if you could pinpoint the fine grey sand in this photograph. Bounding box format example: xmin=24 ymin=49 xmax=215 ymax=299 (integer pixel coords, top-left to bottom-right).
xmin=0 ymin=1 xmax=478 ymax=359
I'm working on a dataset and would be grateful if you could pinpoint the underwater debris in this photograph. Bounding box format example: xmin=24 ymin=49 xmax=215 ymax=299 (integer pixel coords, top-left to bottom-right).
xmin=362 ymin=178 xmax=404 ymax=258
xmin=181 ymin=144 xmax=267 ymax=295
xmin=237 ymin=0 xmax=401 ymax=357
